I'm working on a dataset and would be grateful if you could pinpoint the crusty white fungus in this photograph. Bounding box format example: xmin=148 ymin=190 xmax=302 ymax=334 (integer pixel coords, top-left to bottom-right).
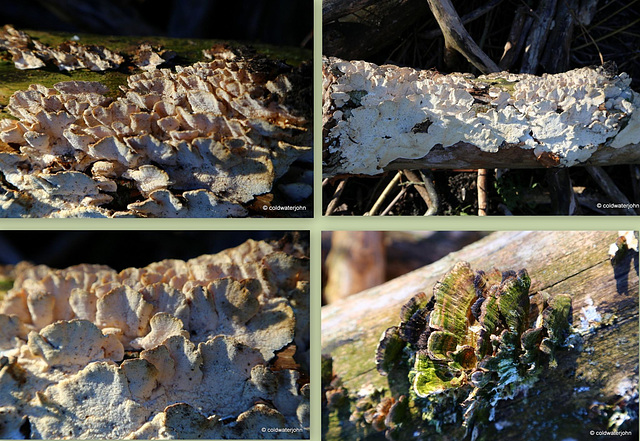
xmin=0 ymin=47 xmax=311 ymax=218
xmin=0 ymin=237 xmax=309 ymax=439
xmin=323 ymin=56 xmax=639 ymax=175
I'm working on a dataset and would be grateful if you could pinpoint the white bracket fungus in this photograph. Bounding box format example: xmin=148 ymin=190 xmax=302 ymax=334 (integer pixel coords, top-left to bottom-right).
xmin=0 ymin=47 xmax=311 ymax=217
xmin=323 ymin=56 xmax=640 ymax=176
xmin=0 ymin=237 xmax=310 ymax=439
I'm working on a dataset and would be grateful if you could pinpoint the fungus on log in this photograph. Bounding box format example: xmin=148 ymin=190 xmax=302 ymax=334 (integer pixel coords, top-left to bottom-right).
xmin=0 ymin=27 xmax=312 ymax=218
xmin=0 ymin=236 xmax=310 ymax=439
xmin=323 ymin=57 xmax=640 ymax=176
xmin=322 ymin=231 xmax=638 ymax=441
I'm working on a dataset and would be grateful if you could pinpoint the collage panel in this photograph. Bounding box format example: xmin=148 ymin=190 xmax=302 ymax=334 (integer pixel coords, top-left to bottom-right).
xmin=322 ymin=1 xmax=640 ymax=215
xmin=0 ymin=230 xmax=310 ymax=439
xmin=0 ymin=1 xmax=313 ymax=218
xmin=322 ymin=231 xmax=639 ymax=440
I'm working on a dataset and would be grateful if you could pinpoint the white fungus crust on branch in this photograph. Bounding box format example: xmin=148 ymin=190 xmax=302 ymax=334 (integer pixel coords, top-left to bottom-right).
xmin=0 ymin=48 xmax=311 ymax=218
xmin=0 ymin=237 xmax=310 ymax=439
xmin=323 ymin=56 xmax=640 ymax=176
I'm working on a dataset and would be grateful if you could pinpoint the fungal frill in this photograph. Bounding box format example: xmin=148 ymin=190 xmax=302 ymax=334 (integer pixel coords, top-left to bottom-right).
xmin=323 ymin=56 xmax=638 ymax=176
xmin=375 ymin=262 xmax=572 ymax=436
xmin=0 ymin=25 xmax=123 ymax=71
xmin=0 ymin=46 xmax=311 ymax=218
xmin=0 ymin=237 xmax=310 ymax=439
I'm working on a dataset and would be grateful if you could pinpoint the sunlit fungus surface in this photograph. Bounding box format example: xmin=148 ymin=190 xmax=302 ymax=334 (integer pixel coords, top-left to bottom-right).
xmin=0 ymin=237 xmax=310 ymax=439
xmin=374 ymin=262 xmax=572 ymax=440
xmin=0 ymin=32 xmax=311 ymax=218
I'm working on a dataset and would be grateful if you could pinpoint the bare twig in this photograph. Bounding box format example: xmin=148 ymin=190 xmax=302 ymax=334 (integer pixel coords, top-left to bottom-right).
xmin=380 ymin=187 xmax=408 ymax=216
xmin=425 ymin=0 xmax=500 ymax=73
xmin=325 ymin=178 xmax=348 ymax=216
xmin=402 ymin=169 xmax=439 ymax=215
xmin=588 ymin=0 xmax=640 ymax=30
xmin=477 ymin=168 xmax=488 ymax=216
xmin=422 ymin=0 xmax=504 ymax=40
xmin=425 ymin=0 xmax=500 ymax=216
xmin=366 ymin=171 xmax=402 ymax=216
xmin=419 ymin=170 xmax=439 ymax=215
xmin=574 ymin=17 xmax=640 ymax=50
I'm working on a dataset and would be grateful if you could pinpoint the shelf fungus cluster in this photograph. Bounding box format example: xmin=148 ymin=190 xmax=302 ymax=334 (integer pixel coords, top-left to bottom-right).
xmin=0 ymin=25 xmax=123 ymax=71
xmin=0 ymin=46 xmax=311 ymax=217
xmin=0 ymin=238 xmax=310 ymax=439
xmin=374 ymin=262 xmax=572 ymax=439
xmin=323 ymin=56 xmax=639 ymax=176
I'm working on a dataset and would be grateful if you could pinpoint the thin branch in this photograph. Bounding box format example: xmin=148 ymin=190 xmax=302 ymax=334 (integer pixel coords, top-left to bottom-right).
xmin=402 ymin=169 xmax=438 ymax=215
xmin=426 ymin=0 xmax=500 ymax=74
xmin=380 ymin=187 xmax=407 ymax=216
xmin=325 ymin=178 xmax=348 ymax=216
xmin=422 ymin=0 xmax=505 ymax=40
xmin=366 ymin=171 xmax=402 ymax=216
xmin=478 ymin=168 xmax=488 ymax=216
xmin=419 ymin=170 xmax=440 ymax=216
xmin=574 ymin=17 xmax=640 ymax=50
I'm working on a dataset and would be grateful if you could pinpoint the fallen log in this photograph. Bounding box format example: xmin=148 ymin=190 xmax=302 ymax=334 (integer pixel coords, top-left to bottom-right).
xmin=322 ymin=230 xmax=639 ymax=440
xmin=322 ymin=57 xmax=640 ymax=176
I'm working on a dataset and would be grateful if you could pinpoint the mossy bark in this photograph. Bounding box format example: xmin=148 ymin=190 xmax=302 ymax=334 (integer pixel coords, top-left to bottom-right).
xmin=322 ymin=231 xmax=639 ymax=441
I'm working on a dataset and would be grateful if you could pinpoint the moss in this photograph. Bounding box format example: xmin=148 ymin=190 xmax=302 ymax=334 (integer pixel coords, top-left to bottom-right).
xmin=0 ymin=29 xmax=311 ymax=113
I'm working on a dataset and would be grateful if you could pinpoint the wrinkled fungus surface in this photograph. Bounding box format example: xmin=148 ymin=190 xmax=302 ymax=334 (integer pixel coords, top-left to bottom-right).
xmin=323 ymin=56 xmax=639 ymax=175
xmin=0 ymin=25 xmax=123 ymax=71
xmin=0 ymin=237 xmax=310 ymax=439
xmin=373 ymin=262 xmax=572 ymax=439
xmin=0 ymin=41 xmax=311 ymax=218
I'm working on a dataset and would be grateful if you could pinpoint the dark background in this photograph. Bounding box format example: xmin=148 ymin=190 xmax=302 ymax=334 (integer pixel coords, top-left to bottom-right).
xmin=0 ymin=231 xmax=307 ymax=270
xmin=1 ymin=0 xmax=313 ymax=48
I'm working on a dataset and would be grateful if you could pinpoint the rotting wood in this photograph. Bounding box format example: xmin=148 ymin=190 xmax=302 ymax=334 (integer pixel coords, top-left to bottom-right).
xmin=322 ymin=230 xmax=639 ymax=440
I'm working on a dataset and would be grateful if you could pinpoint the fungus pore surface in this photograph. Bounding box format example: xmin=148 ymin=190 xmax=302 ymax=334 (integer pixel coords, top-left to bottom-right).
xmin=0 ymin=236 xmax=310 ymax=439
xmin=323 ymin=56 xmax=639 ymax=175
